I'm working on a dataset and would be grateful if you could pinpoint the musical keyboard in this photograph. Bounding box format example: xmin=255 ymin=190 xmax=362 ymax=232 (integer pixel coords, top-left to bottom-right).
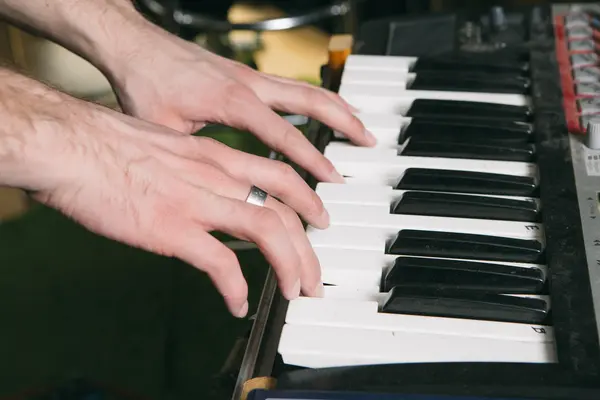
xmin=233 ymin=4 xmax=600 ymax=400
xmin=280 ymin=46 xmax=552 ymax=371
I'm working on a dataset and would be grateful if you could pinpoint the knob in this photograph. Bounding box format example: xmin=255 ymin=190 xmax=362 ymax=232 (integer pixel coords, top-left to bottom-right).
xmin=587 ymin=119 xmax=600 ymax=149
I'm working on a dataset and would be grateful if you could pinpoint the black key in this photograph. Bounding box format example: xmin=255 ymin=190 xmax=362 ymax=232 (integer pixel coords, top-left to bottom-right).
xmin=405 ymin=99 xmax=532 ymax=122
xmin=391 ymin=191 xmax=540 ymax=222
xmin=398 ymin=118 xmax=532 ymax=144
xmin=396 ymin=168 xmax=538 ymax=197
xmin=402 ymin=139 xmax=536 ymax=162
xmin=382 ymin=256 xmax=545 ymax=293
xmin=411 ymin=54 xmax=530 ymax=75
xmin=381 ymin=286 xmax=549 ymax=324
xmin=386 ymin=230 xmax=544 ymax=263
xmin=413 ymin=70 xmax=529 ymax=82
xmin=408 ymin=72 xmax=530 ymax=94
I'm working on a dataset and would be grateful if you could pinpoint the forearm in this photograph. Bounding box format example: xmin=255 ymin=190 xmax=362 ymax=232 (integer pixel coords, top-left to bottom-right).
xmin=0 ymin=67 xmax=74 ymax=190
xmin=0 ymin=0 xmax=162 ymax=81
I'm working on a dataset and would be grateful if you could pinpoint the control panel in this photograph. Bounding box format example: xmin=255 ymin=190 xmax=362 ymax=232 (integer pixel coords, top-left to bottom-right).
xmin=554 ymin=4 xmax=600 ymax=133
xmin=554 ymin=2 xmax=600 ymax=355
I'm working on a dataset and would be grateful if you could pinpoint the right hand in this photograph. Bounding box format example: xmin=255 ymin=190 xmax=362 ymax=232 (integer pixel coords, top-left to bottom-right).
xmin=27 ymin=97 xmax=327 ymax=318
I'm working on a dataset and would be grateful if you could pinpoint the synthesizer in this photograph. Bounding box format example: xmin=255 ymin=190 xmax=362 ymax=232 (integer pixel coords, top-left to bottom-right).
xmin=232 ymin=4 xmax=600 ymax=400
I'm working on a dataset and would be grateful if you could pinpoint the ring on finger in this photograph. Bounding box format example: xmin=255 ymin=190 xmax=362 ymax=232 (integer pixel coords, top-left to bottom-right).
xmin=245 ymin=185 xmax=268 ymax=207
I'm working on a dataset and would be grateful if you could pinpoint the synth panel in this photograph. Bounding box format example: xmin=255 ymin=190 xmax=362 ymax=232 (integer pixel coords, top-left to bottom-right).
xmin=233 ymin=4 xmax=600 ymax=400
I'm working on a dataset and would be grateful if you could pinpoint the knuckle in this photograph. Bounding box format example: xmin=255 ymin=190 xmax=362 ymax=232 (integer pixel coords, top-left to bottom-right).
xmin=194 ymin=135 xmax=224 ymax=155
xmin=279 ymin=203 xmax=302 ymax=228
xmin=275 ymin=161 xmax=297 ymax=181
xmin=223 ymin=81 xmax=254 ymax=105
xmin=252 ymin=207 xmax=285 ymax=237
xmin=215 ymin=81 xmax=256 ymax=122
xmin=205 ymin=248 xmax=248 ymax=298
xmin=213 ymin=247 xmax=239 ymax=274
xmin=276 ymin=125 xmax=298 ymax=150
xmin=299 ymin=85 xmax=321 ymax=105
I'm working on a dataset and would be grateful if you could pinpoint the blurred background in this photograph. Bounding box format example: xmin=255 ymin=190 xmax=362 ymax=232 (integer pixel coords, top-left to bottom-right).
xmin=0 ymin=0 xmax=591 ymax=399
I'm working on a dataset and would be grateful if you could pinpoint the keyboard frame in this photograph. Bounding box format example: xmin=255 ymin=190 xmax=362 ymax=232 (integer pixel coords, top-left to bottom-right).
xmin=231 ymin=5 xmax=600 ymax=400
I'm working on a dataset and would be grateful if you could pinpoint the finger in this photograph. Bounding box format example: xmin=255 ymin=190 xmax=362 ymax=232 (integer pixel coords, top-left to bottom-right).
xmin=164 ymin=157 xmax=322 ymax=297
xmin=173 ymin=136 xmax=329 ymax=229
xmin=266 ymin=196 xmax=323 ymax=297
xmin=193 ymin=187 xmax=303 ymax=301
xmin=260 ymin=72 xmax=359 ymax=112
xmin=252 ymin=75 xmax=376 ymax=147
xmin=217 ymin=86 xmax=346 ymax=184
xmin=167 ymin=222 xmax=249 ymax=317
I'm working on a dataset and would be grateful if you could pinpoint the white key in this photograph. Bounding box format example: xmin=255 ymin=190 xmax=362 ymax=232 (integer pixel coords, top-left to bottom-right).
xmin=315 ymin=246 xmax=546 ymax=288
xmin=278 ymin=324 xmax=557 ymax=368
xmin=344 ymin=54 xmax=416 ymax=71
xmin=324 ymin=203 xmax=543 ymax=239
xmin=354 ymin=112 xmax=406 ymax=130
xmin=307 ymin=224 xmax=543 ymax=251
xmin=315 ymin=247 xmax=387 ymax=287
xmin=341 ymin=69 xmax=412 ymax=86
xmin=324 ymin=142 xmax=537 ymax=179
xmin=321 ymin=285 xmax=382 ymax=301
xmin=339 ymin=83 xmax=529 ymax=114
xmin=285 ymin=297 xmax=553 ymax=343
xmin=316 ymin=182 xmax=540 ymax=206
xmin=334 ymin=112 xmax=405 ymax=145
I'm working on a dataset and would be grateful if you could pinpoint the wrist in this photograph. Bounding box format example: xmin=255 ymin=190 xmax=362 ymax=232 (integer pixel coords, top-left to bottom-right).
xmin=0 ymin=69 xmax=78 ymax=191
xmin=52 ymin=1 xmax=150 ymax=80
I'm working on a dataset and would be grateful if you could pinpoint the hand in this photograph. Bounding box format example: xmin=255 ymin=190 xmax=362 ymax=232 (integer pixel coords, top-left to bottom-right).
xmin=18 ymin=91 xmax=327 ymax=318
xmin=107 ymin=31 xmax=376 ymax=183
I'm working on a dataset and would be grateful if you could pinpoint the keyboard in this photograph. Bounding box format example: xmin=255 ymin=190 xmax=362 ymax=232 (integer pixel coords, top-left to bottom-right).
xmin=247 ymin=389 xmax=534 ymax=400
xmin=232 ymin=4 xmax=600 ymax=400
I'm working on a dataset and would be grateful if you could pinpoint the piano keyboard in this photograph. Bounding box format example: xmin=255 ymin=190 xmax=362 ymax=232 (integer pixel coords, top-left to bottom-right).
xmin=232 ymin=5 xmax=600 ymax=400
xmin=275 ymin=48 xmax=559 ymax=368
xmin=247 ymin=389 xmax=524 ymax=400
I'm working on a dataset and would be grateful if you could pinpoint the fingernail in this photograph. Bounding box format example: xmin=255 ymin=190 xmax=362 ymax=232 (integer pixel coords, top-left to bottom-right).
xmin=347 ymin=103 xmax=360 ymax=113
xmin=236 ymin=301 xmax=249 ymax=318
xmin=313 ymin=281 xmax=324 ymax=297
xmin=365 ymin=129 xmax=377 ymax=146
xmin=329 ymin=169 xmax=346 ymax=183
xmin=288 ymin=279 xmax=301 ymax=299
xmin=317 ymin=207 xmax=330 ymax=228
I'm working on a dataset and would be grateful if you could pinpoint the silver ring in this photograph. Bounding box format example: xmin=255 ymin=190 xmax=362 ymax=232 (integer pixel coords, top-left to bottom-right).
xmin=245 ymin=185 xmax=268 ymax=207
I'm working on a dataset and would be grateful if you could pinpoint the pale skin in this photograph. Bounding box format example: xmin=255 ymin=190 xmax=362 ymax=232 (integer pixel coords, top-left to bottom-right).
xmin=0 ymin=0 xmax=376 ymax=318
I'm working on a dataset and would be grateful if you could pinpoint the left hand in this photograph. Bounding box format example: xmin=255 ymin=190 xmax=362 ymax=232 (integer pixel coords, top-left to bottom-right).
xmin=107 ymin=31 xmax=376 ymax=184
